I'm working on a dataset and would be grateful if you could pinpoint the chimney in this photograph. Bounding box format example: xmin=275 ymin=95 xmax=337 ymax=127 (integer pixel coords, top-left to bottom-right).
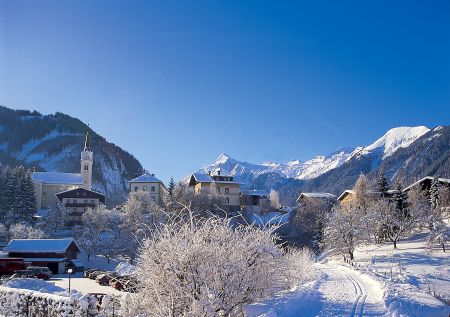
xmin=152 ymin=173 xmax=155 ymax=176
xmin=217 ymin=170 xmax=221 ymax=176
xmin=208 ymin=171 xmax=211 ymax=175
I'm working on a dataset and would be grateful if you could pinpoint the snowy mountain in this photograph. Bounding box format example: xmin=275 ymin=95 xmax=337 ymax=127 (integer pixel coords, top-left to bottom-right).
xmin=0 ymin=106 xmax=143 ymax=205
xmin=195 ymin=126 xmax=431 ymax=190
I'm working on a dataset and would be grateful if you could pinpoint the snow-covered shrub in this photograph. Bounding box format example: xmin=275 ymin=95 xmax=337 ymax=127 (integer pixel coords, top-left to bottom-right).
xmin=282 ymin=247 xmax=317 ymax=287
xmin=133 ymin=214 xmax=305 ymax=316
xmin=9 ymin=222 xmax=45 ymax=239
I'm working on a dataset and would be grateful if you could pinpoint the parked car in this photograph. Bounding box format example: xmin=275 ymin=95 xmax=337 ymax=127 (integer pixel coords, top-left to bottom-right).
xmin=84 ymin=268 xmax=97 ymax=278
xmin=26 ymin=266 xmax=52 ymax=280
xmin=88 ymin=270 xmax=104 ymax=279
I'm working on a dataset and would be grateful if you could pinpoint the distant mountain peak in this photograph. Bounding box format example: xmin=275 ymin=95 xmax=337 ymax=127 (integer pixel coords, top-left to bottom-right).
xmin=364 ymin=126 xmax=430 ymax=158
xmin=215 ymin=153 xmax=232 ymax=164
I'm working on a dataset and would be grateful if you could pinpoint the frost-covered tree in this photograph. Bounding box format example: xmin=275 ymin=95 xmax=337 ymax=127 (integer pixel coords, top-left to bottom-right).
xmin=292 ymin=198 xmax=333 ymax=250
xmin=429 ymin=177 xmax=440 ymax=210
xmin=134 ymin=213 xmax=315 ymax=316
xmin=269 ymin=189 xmax=281 ymax=209
xmin=323 ymin=203 xmax=363 ymax=260
xmin=376 ymin=168 xmax=390 ymax=198
xmin=353 ymin=174 xmax=373 ymax=214
xmin=8 ymin=222 xmax=45 ymax=240
xmin=427 ymin=221 xmax=449 ymax=252
xmin=42 ymin=204 xmax=69 ymax=238
xmin=74 ymin=206 xmax=111 ymax=261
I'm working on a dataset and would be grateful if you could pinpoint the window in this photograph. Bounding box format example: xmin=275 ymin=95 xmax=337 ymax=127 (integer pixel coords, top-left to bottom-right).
xmin=225 ymin=188 xmax=229 ymax=194
xmin=84 ymin=164 xmax=89 ymax=171
xmin=90 ymin=200 xmax=95 ymax=203
xmin=67 ymin=199 xmax=71 ymax=203
xmin=134 ymin=186 xmax=139 ymax=192
xmin=42 ymin=191 xmax=46 ymax=196
xmin=84 ymin=200 xmax=88 ymax=203
xmin=73 ymin=199 xmax=77 ymax=203
xmin=142 ymin=186 xmax=147 ymax=191
xmin=225 ymin=198 xmax=230 ymax=204
xmin=151 ymin=196 xmax=156 ymax=202
xmin=216 ymin=187 xmax=220 ymax=194
xmin=151 ymin=186 xmax=156 ymax=192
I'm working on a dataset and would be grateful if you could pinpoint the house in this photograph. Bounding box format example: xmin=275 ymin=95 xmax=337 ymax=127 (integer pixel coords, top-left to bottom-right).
xmin=240 ymin=190 xmax=269 ymax=213
xmin=189 ymin=171 xmax=241 ymax=210
xmin=296 ymin=192 xmax=337 ymax=205
xmin=337 ymin=190 xmax=356 ymax=205
xmin=403 ymin=176 xmax=450 ymax=192
xmin=56 ymin=187 xmax=106 ymax=225
xmin=129 ymin=173 xmax=168 ymax=205
xmin=4 ymin=238 xmax=81 ymax=274
xmin=32 ymin=131 xmax=94 ymax=211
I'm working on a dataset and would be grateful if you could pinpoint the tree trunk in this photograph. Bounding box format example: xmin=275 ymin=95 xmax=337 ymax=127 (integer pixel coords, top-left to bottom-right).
xmin=393 ymin=240 xmax=397 ymax=249
xmin=442 ymin=243 xmax=446 ymax=253
xmin=349 ymin=251 xmax=354 ymax=260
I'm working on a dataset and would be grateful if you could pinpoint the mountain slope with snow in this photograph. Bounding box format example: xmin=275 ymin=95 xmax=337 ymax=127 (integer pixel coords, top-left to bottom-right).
xmin=195 ymin=126 xmax=432 ymax=191
xmin=0 ymin=106 xmax=143 ymax=206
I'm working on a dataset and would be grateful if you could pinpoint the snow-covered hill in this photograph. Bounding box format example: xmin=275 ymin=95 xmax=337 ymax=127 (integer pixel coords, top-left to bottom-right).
xmin=0 ymin=106 xmax=143 ymax=206
xmin=195 ymin=126 xmax=431 ymax=188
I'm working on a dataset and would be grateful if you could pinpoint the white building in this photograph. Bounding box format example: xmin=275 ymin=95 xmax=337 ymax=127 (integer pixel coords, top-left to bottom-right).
xmin=129 ymin=173 xmax=168 ymax=205
xmin=32 ymin=131 xmax=95 ymax=211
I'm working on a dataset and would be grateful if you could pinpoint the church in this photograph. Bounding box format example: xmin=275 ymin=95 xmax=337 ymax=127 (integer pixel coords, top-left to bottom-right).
xmin=32 ymin=132 xmax=105 ymax=222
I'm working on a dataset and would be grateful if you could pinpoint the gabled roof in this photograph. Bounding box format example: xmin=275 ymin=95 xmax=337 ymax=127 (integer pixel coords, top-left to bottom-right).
xmin=56 ymin=187 xmax=105 ymax=203
xmin=129 ymin=173 xmax=163 ymax=184
xmin=337 ymin=190 xmax=356 ymax=202
xmin=241 ymin=190 xmax=269 ymax=197
xmin=32 ymin=172 xmax=83 ymax=185
xmin=403 ymin=176 xmax=450 ymax=192
xmin=191 ymin=173 xmax=213 ymax=183
xmin=297 ymin=192 xmax=336 ymax=203
xmin=5 ymin=238 xmax=80 ymax=253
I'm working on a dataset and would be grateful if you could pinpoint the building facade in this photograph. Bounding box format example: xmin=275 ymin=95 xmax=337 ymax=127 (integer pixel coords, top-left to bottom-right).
xmin=189 ymin=171 xmax=241 ymax=210
xmin=129 ymin=173 xmax=168 ymax=205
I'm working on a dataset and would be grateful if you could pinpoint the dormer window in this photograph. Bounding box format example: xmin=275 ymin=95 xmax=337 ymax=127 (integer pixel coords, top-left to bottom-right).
xmin=84 ymin=164 xmax=89 ymax=170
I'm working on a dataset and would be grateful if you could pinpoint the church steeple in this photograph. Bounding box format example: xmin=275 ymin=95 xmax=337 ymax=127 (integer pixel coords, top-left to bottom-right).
xmin=81 ymin=131 xmax=93 ymax=190
xmin=84 ymin=131 xmax=90 ymax=151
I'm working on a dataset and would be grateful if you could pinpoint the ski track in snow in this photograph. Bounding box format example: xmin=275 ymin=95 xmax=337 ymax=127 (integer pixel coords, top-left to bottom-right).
xmin=317 ymin=264 xmax=386 ymax=317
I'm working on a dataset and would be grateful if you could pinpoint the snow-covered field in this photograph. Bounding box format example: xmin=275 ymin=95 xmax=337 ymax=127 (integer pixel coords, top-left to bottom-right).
xmin=247 ymin=230 xmax=450 ymax=317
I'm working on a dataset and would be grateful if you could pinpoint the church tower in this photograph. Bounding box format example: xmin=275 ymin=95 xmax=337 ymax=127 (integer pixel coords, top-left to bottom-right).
xmin=81 ymin=131 xmax=93 ymax=190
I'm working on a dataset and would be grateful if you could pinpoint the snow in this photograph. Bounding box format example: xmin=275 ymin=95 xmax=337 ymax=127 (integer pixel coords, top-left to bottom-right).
xmin=194 ymin=126 xmax=430 ymax=186
xmin=363 ymin=126 xmax=430 ymax=159
xmin=247 ymin=227 xmax=450 ymax=317
xmin=298 ymin=192 xmax=336 ymax=199
xmin=129 ymin=173 xmax=163 ymax=183
xmin=32 ymin=171 xmax=83 ymax=185
xmin=249 ymin=212 xmax=290 ymax=226
xmin=114 ymin=262 xmax=136 ymax=276
xmin=4 ymin=238 xmax=76 ymax=253
xmin=51 ymin=275 xmax=124 ymax=296
xmin=3 ymin=278 xmax=68 ymax=296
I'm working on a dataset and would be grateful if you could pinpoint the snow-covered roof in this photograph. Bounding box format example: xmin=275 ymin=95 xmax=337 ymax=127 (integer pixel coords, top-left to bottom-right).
xmin=191 ymin=173 xmax=213 ymax=183
xmin=297 ymin=192 xmax=336 ymax=202
xmin=32 ymin=172 xmax=83 ymax=185
xmin=5 ymin=239 xmax=79 ymax=253
xmin=403 ymin=176 xmax=450 ymax=192
xmin=337 ymin=190 xmax=356 ymax=201
xmin=129 ymin=173 xmax=163 ymax=183
xmin=241 ymin=190 xmax=269 ymax=197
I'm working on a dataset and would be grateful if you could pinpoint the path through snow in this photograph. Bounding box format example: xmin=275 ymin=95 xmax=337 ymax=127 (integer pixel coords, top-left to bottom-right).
xmin=317 ymin=263 xmax=387 ymax=317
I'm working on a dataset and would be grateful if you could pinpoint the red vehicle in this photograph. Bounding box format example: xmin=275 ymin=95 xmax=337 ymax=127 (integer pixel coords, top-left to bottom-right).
xmin=0 ymin=258 xmax=26 ymax=275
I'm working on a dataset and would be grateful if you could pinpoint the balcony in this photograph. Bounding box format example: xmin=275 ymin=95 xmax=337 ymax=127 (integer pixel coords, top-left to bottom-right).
xmin=64 ymin=203 xmax=96 ymax=208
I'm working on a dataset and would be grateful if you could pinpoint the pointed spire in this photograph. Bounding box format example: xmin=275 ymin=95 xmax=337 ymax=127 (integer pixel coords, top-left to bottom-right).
xmin=84 ymin=131 xmax=90 ymax=151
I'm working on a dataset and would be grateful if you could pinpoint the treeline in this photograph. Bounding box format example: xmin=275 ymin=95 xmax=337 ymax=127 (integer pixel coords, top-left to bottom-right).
xmin=0 ymin=165 xmax=36 ymax=225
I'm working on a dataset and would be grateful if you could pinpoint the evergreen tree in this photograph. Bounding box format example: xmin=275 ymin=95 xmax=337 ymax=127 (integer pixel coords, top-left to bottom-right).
xmin=376 ymin=168 xmax=390 ymax=198
xmin=430 ymin=177 xmax=440 ymax=210
xmin=393 ymin=182 xmax=409 ymax=219
xmin=168 ymin=177 xmax=175 ymax=196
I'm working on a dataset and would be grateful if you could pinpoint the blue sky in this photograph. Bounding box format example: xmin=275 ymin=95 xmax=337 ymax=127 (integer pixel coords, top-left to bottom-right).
xmin=1 ymin=1 xmax=449 ymax=182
